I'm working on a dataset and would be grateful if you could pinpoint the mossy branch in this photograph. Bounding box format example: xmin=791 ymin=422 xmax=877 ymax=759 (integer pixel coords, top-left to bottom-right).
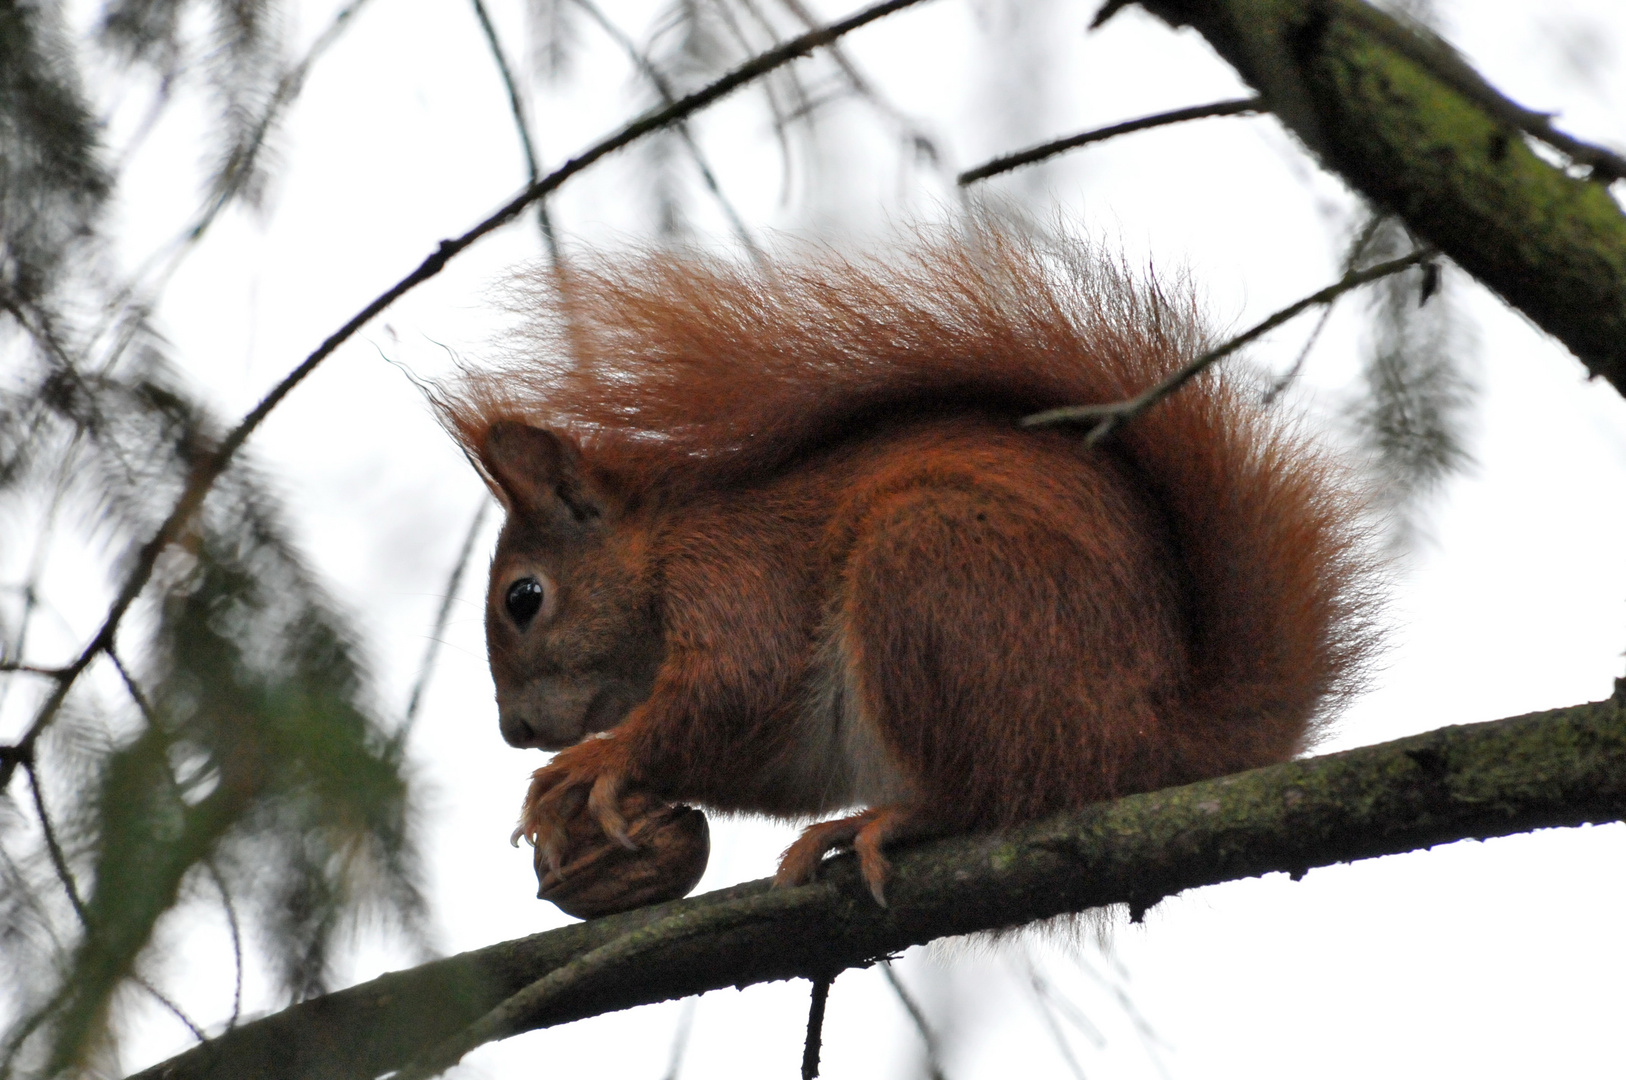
xmin=1120 ymin=0 xmax=1626 ymax=395
xmin=129 ymin=697 xmax=1626 ymax=1080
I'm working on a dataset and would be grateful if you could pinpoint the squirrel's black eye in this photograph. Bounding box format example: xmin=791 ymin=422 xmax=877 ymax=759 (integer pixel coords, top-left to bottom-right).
xmin=505 ymin=577 xmax=545 ymax=628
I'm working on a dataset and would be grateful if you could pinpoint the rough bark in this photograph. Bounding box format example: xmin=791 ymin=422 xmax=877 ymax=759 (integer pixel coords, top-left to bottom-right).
xmin=1125 ymin=0 xmax=1626 ymax=394
xmin=130 ymin=696 xmax=1626 ymax=1080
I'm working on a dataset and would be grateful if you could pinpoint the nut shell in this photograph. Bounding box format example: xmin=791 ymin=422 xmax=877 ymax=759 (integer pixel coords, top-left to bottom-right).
xmin=535 ymin=791 xmax=710 ymax=919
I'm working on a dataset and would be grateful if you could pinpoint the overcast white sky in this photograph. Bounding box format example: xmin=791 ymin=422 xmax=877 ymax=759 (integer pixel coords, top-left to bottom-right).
xmin=23 ymin=0 xmax=1626 ymax=1076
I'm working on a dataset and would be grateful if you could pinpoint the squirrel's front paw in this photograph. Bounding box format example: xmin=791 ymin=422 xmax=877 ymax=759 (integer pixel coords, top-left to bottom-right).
xmin=513 ymin=739 xmax=634 ymax=875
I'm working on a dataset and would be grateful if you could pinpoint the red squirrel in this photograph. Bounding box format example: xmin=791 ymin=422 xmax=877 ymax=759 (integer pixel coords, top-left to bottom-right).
xmin=436 ymin=230 xmax=1375 ymax=906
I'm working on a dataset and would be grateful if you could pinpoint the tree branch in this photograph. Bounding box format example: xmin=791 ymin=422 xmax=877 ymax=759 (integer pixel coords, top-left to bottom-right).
xmin=128 ymin=696 xmax=1626 ymax=1080
xmin=1022 ymin=247 xmax=1434 ymax=442
xmin=1119 ymin=0 xmax=1626 ymax=396
xmin=957 ymin=96 xmax=1261 ymax=185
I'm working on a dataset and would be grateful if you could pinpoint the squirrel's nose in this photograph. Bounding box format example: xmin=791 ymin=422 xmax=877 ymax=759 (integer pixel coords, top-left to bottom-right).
xmin=498 ymin=708 xmax=574 ymax=751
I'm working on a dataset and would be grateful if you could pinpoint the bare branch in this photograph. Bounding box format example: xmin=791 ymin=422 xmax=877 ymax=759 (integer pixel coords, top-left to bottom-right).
xmin=958 ymin=97 xmax=1261 ymax=185
xmin=1023 ymin=248 xmax=1435 ymax=442
xmin=659 ymin=998 xmax=697 ymax=1080
xmin=801 ymin=974 xmax=832 ymax=1080
xmin=773 ymin=0 xmax=944 ymax=169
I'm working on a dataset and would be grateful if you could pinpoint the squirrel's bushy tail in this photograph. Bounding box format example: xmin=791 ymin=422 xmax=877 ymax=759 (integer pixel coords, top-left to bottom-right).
xmin=439 ymin=227 xmax=1379 ymax=760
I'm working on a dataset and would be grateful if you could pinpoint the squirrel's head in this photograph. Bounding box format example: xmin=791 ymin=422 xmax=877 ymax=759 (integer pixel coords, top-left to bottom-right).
xmin=477 ymin=421 xmax=664 ymax=751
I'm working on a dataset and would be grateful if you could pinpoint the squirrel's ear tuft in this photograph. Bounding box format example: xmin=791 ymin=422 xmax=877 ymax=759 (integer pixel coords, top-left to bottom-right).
xmin=479 ymin=421 xmax=602 ymax=522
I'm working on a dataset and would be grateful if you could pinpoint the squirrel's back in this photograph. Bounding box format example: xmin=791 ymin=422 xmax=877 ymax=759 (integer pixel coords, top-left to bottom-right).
xmin=442 ymin=228 xmax=1377 ymax=821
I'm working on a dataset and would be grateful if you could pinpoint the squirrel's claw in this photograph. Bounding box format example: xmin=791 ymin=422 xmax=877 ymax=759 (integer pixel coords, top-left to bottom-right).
xmin=588 ymin=773 xmax=636 ymax=850
xmin=777 ymin=806 xmax=921 ymax=907
xmin=515 ymin=738 xmax=636 ymax=869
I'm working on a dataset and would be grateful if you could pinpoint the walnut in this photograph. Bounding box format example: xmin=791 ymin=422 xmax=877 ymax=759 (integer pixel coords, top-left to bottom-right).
xmin=535 ymin=791 xmax=710 ymax=919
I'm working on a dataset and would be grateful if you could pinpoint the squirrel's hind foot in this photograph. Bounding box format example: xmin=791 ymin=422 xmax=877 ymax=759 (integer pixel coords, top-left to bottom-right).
xmin=775 ymin=805 xmax=930 ymax=907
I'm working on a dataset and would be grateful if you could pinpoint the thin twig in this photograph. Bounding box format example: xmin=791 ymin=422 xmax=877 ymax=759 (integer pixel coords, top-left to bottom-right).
xmin=711 ymin=0 xmax=802 ymax=202
xmin=1023 ymin=248 xmax=1437 ymax=443
xmin=1071 ymin=954 xmax=1172 ymax=1080
xmin=390 ymin=887 xmax=819 ymax=1080
xmin=25 ymin=759 xmax=88 ymax=927
xmin=1024 ymin=956 xmax=1088 ymax=1080
xmin=1260 ymin=298 xmax=1336 ymax=407
xmin=773 ymin=0 xmax=943 ymax=169
xmin=204 ymin=860 xmax=245 ymax=1031
xmin=880 ymin=960 xmax=946 ymax=1080
xmin=1028 ymin=961 xmax=1105 ymax=1047
xmin=0 ymin=0 xmax=935 ymax=799
xmin=108 ymin=649 xmax=157 ymax=725
xmin=569 ymin=0 xmax=766 ymax=265
xmin=469 ymin=0 xmax=559 ymax=262
xmin=958 ymin=96 xmax=1262 ymax=185
xmin=0 ymin=663 xmax=67 ymax=678
xmin=802 ymin=974 xmax=833 ymax=1080
xmin=94 ymin=0 xmax=380 ymax=376
xmin=660 ymin=997 xmax=698 ymax=1080
xmin=25 ymin=760 xmax=209 ymax=1044
xmin=1262 ymin=212 xmax=1392 ymax=404
xmin=395 ymin=500 xmax=491 ymax=750
xmin=134 ymin=978 xmax=208 ymax=1045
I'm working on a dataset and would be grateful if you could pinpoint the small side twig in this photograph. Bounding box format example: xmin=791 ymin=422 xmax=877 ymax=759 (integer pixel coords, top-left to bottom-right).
xmin=394 ymin=499 xmax=491 ymax=750
xmin=1023 ymin=956 xmax=1089 ymax=1080
xmin=660 ymin=997 xmax=698 ymax=1080
xmin=109 ymin=648 xmax=157 ymax=725
xmin=25 ymin=759 xmax=88 ymax=927
xmin=469 ymin=0 xmax=559 ymax=261
xmin=568 ymin=0 xmax=765 ymax=265
xmin=1023 ymin=248 xmax=1436 ymax=443
xmin=1262 ymin=212 xmax=1389 ymax=405
xmin=880 ymin=960 xmax=946 ymax=1080
xmin=204 ymin=859 xmax=245 ymax=1031
xmin=773 ymin=0 xmax=944 ymax=169
xmin=802 ymin=974 xmax=833 ymax=1080
xmin=0 ymin=663 xmax=67 ymax=678
xmin=958 ymin=96 xmax=1262 ymax=185
xmin=1071 ymin=954 xmax=1172 ymax=1080
xmin=25 ymin=759 xmax=207 ymax=1044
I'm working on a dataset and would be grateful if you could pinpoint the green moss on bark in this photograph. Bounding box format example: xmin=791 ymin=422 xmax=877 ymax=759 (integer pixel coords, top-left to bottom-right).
xmin=1137 ymin=0 xmax=1626 ymax=392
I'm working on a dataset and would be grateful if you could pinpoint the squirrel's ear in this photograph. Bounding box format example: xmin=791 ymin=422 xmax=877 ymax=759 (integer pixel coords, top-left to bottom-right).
xmin=478 ymin=421 xmax=604 ymax=523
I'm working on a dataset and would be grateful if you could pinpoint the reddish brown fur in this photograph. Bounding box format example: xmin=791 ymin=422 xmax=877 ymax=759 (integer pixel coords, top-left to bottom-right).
xmin=437 ymin=230 xmax=1377 ymax=902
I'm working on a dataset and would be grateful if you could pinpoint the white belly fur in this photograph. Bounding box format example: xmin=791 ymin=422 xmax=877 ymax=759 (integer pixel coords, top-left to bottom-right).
xmin=770 ymin=622 xmax=913 ymax=815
